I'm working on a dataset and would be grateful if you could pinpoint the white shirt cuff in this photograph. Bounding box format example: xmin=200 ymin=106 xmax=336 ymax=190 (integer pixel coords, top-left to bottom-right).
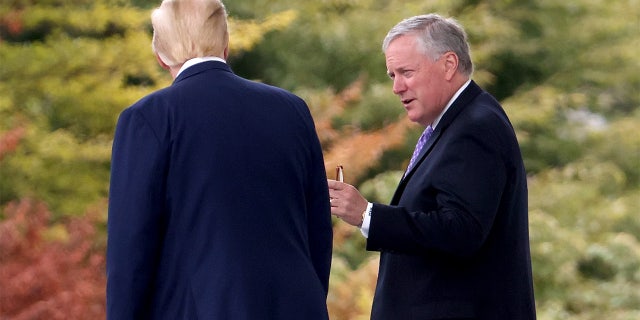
xmin=359 ymin=202 xmax=373 ymax=238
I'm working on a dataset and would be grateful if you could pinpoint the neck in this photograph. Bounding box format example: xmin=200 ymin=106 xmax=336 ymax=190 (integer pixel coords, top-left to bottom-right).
xmin=169 ymin=65 xmax=183 ymax=79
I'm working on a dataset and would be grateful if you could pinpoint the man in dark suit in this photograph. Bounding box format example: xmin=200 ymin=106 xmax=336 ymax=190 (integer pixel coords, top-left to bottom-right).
xmin=328 ymin=14 xmax=536 ymax=319
xmin=106 ymin=0 xmax=332 ymax=319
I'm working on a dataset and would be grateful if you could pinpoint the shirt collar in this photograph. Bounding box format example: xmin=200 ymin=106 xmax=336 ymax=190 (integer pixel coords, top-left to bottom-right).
xmin=176 ymin=56 xmax=227 ymax=78
xmin=432 ymin=79 xmax=471 ymax=129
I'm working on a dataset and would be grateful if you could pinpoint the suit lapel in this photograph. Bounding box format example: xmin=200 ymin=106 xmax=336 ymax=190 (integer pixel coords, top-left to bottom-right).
xmin=390 ymin=81 xmax=483 ymax=205
xmin=401 ymin=128 xmax=440 ymax=181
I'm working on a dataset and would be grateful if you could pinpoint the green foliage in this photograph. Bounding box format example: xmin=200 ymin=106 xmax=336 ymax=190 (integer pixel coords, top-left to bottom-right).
xmin=0 ymin=2 xmax=162 ymax=218
xmin=340 ymin=83 xmax=404 ymax=131
xmin=528 ymin=158 xmax=640 ymax=318
xmin=1 ymin=0 xmax=639 ymax=318
xmin=229 ymin=0 xmax=409 ymax=91
xmin=0 ymin=4 xmax=161 ymax=137
xmin=0 ymin=128 xmax=112 ymax=218
xmin=0 ymin=1 xmax=297 ymax=218
xmin=359 ymin=170 xmax=403 ymax=204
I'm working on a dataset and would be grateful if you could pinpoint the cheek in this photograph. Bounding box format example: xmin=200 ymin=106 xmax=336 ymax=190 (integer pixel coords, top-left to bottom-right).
xmin=405 ymin=77 xmax=421 ymax=94
xmin=411 ymin=83 xmax=429 ymax=103
xmin=413 ymin=77 xmax=437 ymax=101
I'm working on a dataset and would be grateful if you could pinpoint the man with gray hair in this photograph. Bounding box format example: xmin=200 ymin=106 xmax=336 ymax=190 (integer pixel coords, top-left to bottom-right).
xmin=329 ymin=14 xmax=536 ymax=319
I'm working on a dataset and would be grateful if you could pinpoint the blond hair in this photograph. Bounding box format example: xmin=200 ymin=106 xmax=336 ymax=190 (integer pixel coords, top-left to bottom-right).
xmin=151 ymin=0 xmax=229 ymax=67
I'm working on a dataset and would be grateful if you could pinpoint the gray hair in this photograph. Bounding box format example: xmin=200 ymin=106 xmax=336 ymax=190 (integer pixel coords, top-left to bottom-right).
xmin=382 ymin=14 xmax=473 ymax=76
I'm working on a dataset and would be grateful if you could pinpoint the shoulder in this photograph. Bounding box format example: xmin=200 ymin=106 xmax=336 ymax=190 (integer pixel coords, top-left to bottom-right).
xmin=123 ymin=86 xmax=176 ymax=116
xmin=240 ymin=78 xmax=311 ymax=114
xmin=243 ymin=77 xmax=305 ymax=102
xmin=115 ymin=88 xmax=175 ymax=139
xmin=453 ymin=82 xmax=511 ymax=130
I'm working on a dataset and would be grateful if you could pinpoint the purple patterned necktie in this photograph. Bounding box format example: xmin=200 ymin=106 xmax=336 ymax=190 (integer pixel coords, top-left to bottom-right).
xmin=406 ymin=125 xmax=434 ymax=175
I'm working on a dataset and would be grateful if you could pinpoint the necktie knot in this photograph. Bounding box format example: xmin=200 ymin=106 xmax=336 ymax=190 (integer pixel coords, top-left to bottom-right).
xmin=406 ymin=126 xmax=433 ymax=175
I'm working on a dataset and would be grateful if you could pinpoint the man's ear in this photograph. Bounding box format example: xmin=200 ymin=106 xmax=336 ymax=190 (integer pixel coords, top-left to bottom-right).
xmin=223 ymin=45 xmax=229 ymax=60
xmin=155 ymin=53 xmax=170 ymax=70
xmin=442 ymin=51 xmax=459 ymax=81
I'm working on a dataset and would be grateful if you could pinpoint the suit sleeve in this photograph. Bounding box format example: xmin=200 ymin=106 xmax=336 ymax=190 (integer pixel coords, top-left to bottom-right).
xmin=367 ymin=120 xmax=508 ymax=258
xmin=106 ymin=107 xmax=167 ymax=319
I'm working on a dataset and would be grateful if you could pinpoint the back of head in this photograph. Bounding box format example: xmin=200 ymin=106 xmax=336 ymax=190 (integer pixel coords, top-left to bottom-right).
xmin=382 ymin=14 xmax=473 ymax=76
xmin=151 ymin=0 xmax=229 ymax=67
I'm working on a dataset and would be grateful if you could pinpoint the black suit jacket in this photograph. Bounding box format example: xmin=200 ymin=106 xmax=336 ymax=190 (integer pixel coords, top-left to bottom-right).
xmin=367 ymin=81 xmax=536 ymax=319
xmin=107 ymin=61 xmax=332 ymax=319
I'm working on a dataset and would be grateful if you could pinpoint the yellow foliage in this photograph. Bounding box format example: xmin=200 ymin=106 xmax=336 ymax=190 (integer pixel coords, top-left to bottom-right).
xmin=17 ymin=4 xmax=148 ymax=33
xmin=37 ymin=130 xmax=111 ymax=162
xmin=228 ymin=10 xmax=298 ymax=52
xmin=328 ymin=256 xmax=379 ymax=320
xmin=43 ymin=223 xmax=70 ymax=243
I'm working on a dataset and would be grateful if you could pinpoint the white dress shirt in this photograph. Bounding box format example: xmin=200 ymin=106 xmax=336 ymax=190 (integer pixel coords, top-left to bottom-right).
xmin=175 ymin=56 xmax=227 ymax=78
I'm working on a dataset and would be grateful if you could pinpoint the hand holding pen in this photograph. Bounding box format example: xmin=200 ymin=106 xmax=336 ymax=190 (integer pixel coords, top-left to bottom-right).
xmin=328 ymin=165 xmax=369 ymax=227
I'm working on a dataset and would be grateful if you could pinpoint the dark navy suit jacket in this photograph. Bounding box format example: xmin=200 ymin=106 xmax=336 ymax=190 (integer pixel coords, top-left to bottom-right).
xmin=107 ymin=61 xmax=332 ymax=319
xmin=367 ymin=81 xmax=536 ymax=319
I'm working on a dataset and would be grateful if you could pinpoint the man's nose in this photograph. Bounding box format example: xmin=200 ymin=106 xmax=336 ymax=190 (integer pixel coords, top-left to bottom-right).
xmin=392 ymin=77 xmax=406 ymax=95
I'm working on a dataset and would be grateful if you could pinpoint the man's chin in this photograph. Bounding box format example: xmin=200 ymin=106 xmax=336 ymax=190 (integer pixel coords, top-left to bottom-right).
xmin=406 ymin=113 xmax=422 ymax=124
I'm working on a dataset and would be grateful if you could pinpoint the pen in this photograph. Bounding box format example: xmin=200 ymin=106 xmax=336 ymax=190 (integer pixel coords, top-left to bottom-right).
xmin=336 ymin=165 xmax=344 ymax=182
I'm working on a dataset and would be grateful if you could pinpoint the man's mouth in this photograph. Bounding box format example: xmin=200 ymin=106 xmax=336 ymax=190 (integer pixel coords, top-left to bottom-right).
xmin=402 ymin=98 xmax=415 ymax=105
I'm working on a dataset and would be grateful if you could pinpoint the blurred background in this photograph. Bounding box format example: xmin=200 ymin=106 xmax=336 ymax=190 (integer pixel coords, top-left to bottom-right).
xmin=0 ymin=0 xmax=638 ymax=319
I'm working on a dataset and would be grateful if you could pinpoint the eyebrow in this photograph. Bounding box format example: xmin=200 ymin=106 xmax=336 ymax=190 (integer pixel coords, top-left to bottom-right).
xmin=387 ymin=66 xmax=412 ymax=78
